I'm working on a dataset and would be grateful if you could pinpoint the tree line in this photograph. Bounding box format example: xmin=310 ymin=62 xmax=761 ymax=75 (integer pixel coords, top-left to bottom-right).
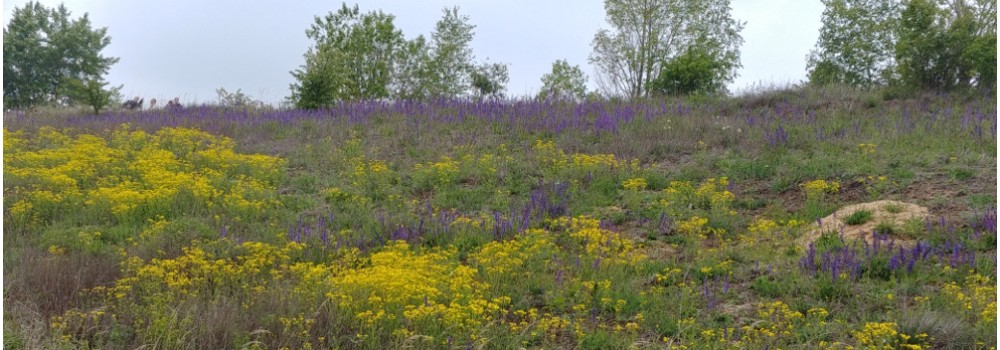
xmin=807 ymin=0 xmax=996 ymax=94
xmin=3 ymin=0 xmax=995 ymax=111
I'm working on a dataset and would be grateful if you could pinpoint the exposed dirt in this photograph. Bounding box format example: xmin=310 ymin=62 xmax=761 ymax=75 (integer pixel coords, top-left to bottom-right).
xmin=799 ymin=200 xmax=929 ymax=248
xmin=902 ymin=172 xmax=993 ymax=224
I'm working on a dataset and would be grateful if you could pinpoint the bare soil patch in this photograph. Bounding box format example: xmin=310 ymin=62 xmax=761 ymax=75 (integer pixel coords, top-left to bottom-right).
xmin=800 ymin=200 xmax=929 ymax=248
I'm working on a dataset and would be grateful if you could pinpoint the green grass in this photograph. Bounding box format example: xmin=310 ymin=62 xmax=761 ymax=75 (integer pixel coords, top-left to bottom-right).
xmin=843 ymin=209 xmax=874 ymax=225
xmin=882 ymin=203 xmax=905 ymax=214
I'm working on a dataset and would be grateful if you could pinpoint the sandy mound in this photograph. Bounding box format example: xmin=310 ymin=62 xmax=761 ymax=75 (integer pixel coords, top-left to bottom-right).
xmin=799 ymin=200 xmax=929 ymax=248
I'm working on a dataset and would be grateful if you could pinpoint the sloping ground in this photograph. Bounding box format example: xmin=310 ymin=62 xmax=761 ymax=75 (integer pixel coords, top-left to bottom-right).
xmin=800 ymin=200 xmax=929 ymax=247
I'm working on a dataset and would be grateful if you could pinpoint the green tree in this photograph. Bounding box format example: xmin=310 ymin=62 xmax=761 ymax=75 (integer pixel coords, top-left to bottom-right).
xmin=589 ymin=0 xmax=744 ymax=98
xmin=216 ymin=87 xmax=264 ymax=109
xmin=538 ymin=59 xmax=588 ymax=99
xmin=427 ymin=6 xmax=476 ymax=97
xmin=289 ymin=3 xmax=405 ymax=107
xmin=289 ymin=45 xmax=351 ymax=109
xmin=806 ymin=0 xmax=901 ymax=88
xmin=61 ymin=77 xmax=120 ymax=114
xmin=895 ymin=0 xmax=996 ymax=91
xmin=3 ymin=2 xmax=118 ymax=108
xmin=391 ymin=36 xmax=434 ymax=100
xmin=895 ymin=0 xmax=952 ymax=90
xmin=647 ymin=46 xmax=726 ymax=96
xmin=964 ymin=32 xmax=996 ymax=89
xmin=961 ymin=0 xmax=997 ymax=89
xmin=471 ymin=61 xmax=509 ymax=98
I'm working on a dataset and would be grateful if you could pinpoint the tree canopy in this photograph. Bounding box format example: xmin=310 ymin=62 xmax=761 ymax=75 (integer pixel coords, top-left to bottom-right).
xmin=589 ymin=0 xmax=744 ymax=98
xmin=808 ymin=0 xmax=996 ymax=92
xmin=289 ymin=3 xmax=493 ymax=108
xmin=4 ymin=1 xmax=119 ymax=109
xmin=538 ymin=59 xmax=589 ymax=100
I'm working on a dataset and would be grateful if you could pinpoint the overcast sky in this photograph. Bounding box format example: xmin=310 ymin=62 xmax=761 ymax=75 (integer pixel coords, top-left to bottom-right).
xmin=3 ymin=1 xmax=823 ymax=105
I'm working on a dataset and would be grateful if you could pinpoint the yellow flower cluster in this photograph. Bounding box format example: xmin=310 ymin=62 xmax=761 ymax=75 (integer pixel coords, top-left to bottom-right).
xmin=468 ymin=143 xmax=515 ymax=175
xmin=414 ymin=156 xmax=461 ymax=186
xmin=858 ymin=143 xmax=877 ymax=155
xmin=346 ymin=156 xmax=394 ymax=188
xmin=96 ymin=237 xmax=513 ymax=343
xmin=472 ymin=229 xmax=555 ymax=275
xmin=115 ymin=241 xmax=304 ymax=300
xmin=852 ymin=322 xmax=927 ymax=349
xmin=545 ymin=216 xmax=644 ymax=264
xmin=4 ymin=125 xmax=284 ymax=225
xmin=571 ymin=153 xmax=619 ymax=168
xmin=50 ymin=308 xmax=110 ymax=344
xmin=663 ymin=178 xmax=735 ymax=211
xmin=743 ymin=217 xmax=806 ymax=243
xmin=675 ymin=216 xmax=726 ymax=239
xmin=532 ymin=140 xmax=569 ymax=169
xmin=622 ymin=177 xmax=648 ymax=191
xmin=532 ymin=139 xmax=637 ymax=174
xmin=654 ymin=267 xmax=684 ymax=286
xmin=508 ymin=308 xmax=591 ymax=343
xmin=331 ymin=241 xmax=507 ymax=336
xmin=738 ymin=301 xmax=804 ymax=345
xmin=940 ymin=273 xmax=997 ymax=324
xmin=695 ymin=177 xmax=734 ymax=209
xmin=801 ymin=179 xmax=841 ymax=200
xmin=698 ymin=259 xmax=734 ymax=278
xmin=450 ymin=215 xmax=490 ymax=232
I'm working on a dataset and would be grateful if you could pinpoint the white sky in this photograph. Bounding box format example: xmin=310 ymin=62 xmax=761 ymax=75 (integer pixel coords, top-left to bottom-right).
xmin=3 ymin=1 xmax=823 ymax=105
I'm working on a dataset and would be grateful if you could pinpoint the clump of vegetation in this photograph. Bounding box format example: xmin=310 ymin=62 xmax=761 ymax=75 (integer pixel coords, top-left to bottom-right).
xmin=883 ymin=203 xmax=905 ymax=214
xmin=844 ymin=209 xmax=875 ymax=225
xmin=874 ymin=221 xmax=897 ymax=234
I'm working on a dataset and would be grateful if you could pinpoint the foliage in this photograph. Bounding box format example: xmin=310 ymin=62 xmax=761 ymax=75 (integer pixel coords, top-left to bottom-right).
xmin=538 ymin=59 xmax=589 ymax=100
xmin=215 ymin=87 xmax=265 ymax=109
xmin=963 ymin=32 xmax=997 ymax=89
xmin=289 ymin=3 xmax=405 ymax=107
xmin=809 ymin=0 xmax=997 ymax=92
xmin=426 ymin=6 xmax=476 ymax=98
xmin=288 ymin=44 xmax=347 ymax=109
xmin=894 ymin=0 xmax=997 ymax=91
xmin=843 ymin=209 xmax=874 ymax=225
xmin=471 ymin=60 xmax=510 ymax=98
xmin=807 ymin=0 xmax=900 ymax=88
xmin=61 ymin=77 xmax=121 ymax=114
xmin=647 ymin=46 xmax=727 ymax=96
xmin=3 ymin=1 xmax=119 ymax=108
xmin=4 ymin=125 xmax=284 ymax=228
xmin=290 ymin=4 xmax=489 ymax=106
xmin=390 ymin=35 xmax=434 ymax=100
xmin=589 ymin=0 xmax=744 ymax=97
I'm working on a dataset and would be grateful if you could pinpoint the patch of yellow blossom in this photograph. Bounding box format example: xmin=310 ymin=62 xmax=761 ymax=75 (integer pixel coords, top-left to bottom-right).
xmin=330 ymin=241 xmax=507 ymax=336
xmin=675 ymin=216 xmax=726 ymax=239
xmin=742 ymin=217 xmax=806 ymax=244
xmin=472 ymin=229 xmax=555 ymax=276
xmin=940 ymin=273 xmax=997 ymax=324
xmin=4 ymin=125 xmax=284 ymax=226
xmin=622 ymin=177 xmax=648 ymax=191
xmin=532 ymin=139 xmax=638 ymax=175
xmin=663 ymin=178 xmax=735 ymax=212
xmin=545 ymin=216 xmax=645 ymax=264
xmin=414 ymin=156 xmax=461 ymax=186
xmin=801 ymin=179 xmax=841 ymax=200
xmin=852 ymin=322 xmax=928 ymax=349
xmin=730 ymin=301 xmax=803 ymax=346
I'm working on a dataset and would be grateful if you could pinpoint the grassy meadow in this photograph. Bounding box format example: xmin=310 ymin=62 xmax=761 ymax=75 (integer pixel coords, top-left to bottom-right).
xmin=3 ymin=87 xmax=997 ymax=349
